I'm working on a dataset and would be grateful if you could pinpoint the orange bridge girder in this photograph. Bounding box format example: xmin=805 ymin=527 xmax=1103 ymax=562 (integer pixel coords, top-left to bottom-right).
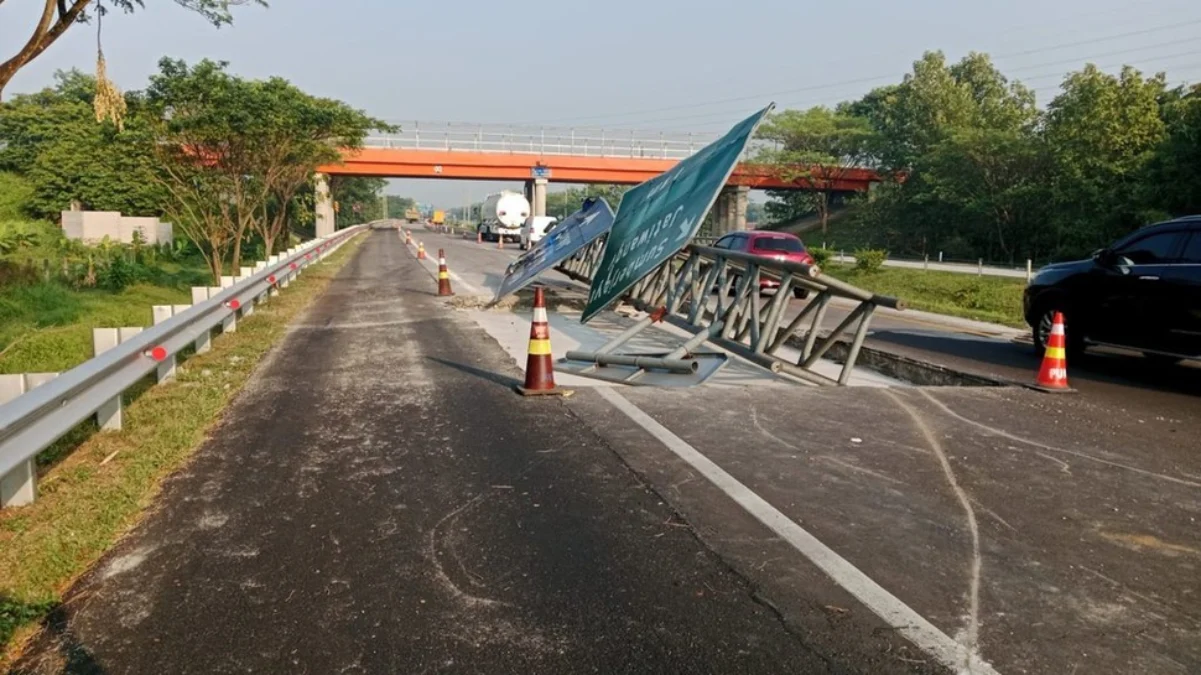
xmin=318 ymin=148 xmax=883 ymax=192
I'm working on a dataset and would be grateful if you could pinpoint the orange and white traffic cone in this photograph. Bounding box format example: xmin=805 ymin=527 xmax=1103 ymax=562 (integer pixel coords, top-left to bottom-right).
xmin=1035 ymin=312 xmax=1073 ymax=392
xmin=405 ymin=230 xmax=413 ymax=246
xmin=477 ymin=229 xmax=483 ymax=244
xmin=417 ymin=242 xmax=426 ymax=260
xmin=437 ymin=249 xmax=454 ymax=296
xmin=516 ymin=286 xmax=570 ymax=397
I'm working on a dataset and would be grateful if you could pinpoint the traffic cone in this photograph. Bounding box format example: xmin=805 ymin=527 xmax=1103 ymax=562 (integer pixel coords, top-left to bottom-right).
xmin=437 ymin=249 xmax=454 ymax=296
xmin=1035 ymin=312 xmax=1072 ymax=392
xmin=417 ymin=242 xmax=426 ymax=260
xmin=477 ymin=229 xmax=483 ymax=244
xmin=405 ymin=230 xmax=413 ymax=246
xmin=516 ymin=287 xmax=570 ymax=397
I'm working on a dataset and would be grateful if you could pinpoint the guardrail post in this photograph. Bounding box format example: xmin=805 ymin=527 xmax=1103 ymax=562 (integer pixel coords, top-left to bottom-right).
xmin=152 ymin=306 xmax=178 ymax=382
xmin=1026 ymin=259 xmax=1033 ymax=282
xmin=1 ymin=375 xmax=34 ymax=506
xmin=92 ymin=328 xmax=141 ymax=431
xmin=978 ymin=259 xmax=983 ymax=276
xmin=188 ymin=290 xmax=214 ymax=353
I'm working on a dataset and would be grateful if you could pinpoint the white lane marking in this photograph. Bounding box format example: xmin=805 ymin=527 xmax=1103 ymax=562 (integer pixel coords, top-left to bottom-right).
xmin=595 ymin=386 xmax=1000 ymax=675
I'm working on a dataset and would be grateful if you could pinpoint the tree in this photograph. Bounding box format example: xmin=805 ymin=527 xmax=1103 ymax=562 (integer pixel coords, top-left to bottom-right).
xmin=850 ymin=51 xmax=1035 ymax=171
xmin=332 ymin=177 xmax=386 ymax=227
xmin=385 ymin=195 xmax=417 ymax=220
xmin=0 ymin=0 xmax=265 ymax=100
xmin=1146 ymin=84 xmax=1201 ymax=216
xmin=757 ymin=107 xmax=875 ymax=233
xmin=921 ymin=128 xmax=1049 ymax=261
xmin=544 ymin=184 xmax=628 ymax=219
xmin=248 ymin=80 xmax=386 ymax=255
xmin=1044 ymin=64 xmax=1167 ymax=250
xmin=0 ymin=70 xmax=164 ymax=219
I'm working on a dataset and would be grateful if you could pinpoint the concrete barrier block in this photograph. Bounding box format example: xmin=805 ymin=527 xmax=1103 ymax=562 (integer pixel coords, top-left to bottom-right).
xmin=118 ymin=327 xmax=142 ymax=343
xmin=207 ymin=286 xmax=222 ymax=300
xmin=240 ymin=266 xmax=254 ymax=278
xmin=220 ymin=276 xmax=235 ymax=289
xmin=93 ymin=328 xmax=119 ymax=356
xmin=24 ymin=373 xmax=59 ymax=389
xmin=152 ymin=305 xmax=173 ymax=325
xmin=172 ymin=304 xmax=190 ymax=316
xmin=191 ymin=287 xmax=209 ymax=305
xmin=1 ymin=458 xmax=35 ymax=507
xmin=195 ymin=329 xmax=212 ymax=354
xmin=0 ymin=374 xmax=26 ymax=404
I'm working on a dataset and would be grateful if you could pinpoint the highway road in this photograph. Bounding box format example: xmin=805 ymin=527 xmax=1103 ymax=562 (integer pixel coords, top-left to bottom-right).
xmin=14 ymin=227 xmax=1201 ymax=674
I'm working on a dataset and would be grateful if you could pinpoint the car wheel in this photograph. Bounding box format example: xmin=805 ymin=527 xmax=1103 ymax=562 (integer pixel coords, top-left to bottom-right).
xmin=1032 ymin=299 xmax=1084 ymax=357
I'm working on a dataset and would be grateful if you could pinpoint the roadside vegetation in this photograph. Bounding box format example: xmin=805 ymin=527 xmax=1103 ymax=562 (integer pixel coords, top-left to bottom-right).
xmin=824 ymin=263 xmax=1026 ymax=328
xmin=0 ymin=234 xmax=364 ymax=666
xmin=757 ymin=53 xmax=1200 ymax=267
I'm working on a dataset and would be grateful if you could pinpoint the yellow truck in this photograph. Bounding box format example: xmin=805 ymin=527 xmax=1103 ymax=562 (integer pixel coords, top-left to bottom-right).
xmin=432 ymin=210 xmax=446 ymax=225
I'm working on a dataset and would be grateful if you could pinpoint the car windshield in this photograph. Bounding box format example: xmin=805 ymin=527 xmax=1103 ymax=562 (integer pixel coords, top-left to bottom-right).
xmin=753 ymin=237 xmax=804 ymax=253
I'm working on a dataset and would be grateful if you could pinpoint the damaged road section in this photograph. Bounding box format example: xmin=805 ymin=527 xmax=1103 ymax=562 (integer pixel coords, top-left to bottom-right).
xmin=11 ymin=231 xmax=929 ymax=674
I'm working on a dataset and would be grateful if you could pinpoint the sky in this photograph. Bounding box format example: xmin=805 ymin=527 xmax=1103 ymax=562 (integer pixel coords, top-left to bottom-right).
xmin=3 ymin=0 xmax=1200 ymax=207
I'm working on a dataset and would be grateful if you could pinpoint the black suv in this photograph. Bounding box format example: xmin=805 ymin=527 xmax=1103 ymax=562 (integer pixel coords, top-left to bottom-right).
xmin=1023 ymin=216 xmax=1201 ymax=362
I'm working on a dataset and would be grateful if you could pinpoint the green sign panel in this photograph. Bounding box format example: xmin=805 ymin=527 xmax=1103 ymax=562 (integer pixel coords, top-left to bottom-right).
xmin=581 ymin=105 xmax=773 ymax=323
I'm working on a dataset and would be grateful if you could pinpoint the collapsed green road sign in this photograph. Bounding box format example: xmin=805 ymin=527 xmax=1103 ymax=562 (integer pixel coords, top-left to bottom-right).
xmin=581 ymin=105 xmax=773 ymax=323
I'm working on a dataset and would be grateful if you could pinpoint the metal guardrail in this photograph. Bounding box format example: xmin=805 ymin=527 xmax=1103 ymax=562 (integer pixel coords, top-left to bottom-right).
xmin=0 ymin=225 xmax=368 ymax=508
xmin=556 ymin=237 xmax=904 ymax=386
xmin=365 ymin=121 xmax=720 ymax=160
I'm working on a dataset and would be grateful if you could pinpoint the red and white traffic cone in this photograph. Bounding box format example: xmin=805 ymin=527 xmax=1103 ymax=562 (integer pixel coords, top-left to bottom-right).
xmin=405 ymin=230 xmax=413 ymax=246
xmin=516 ymin=287 xmax=570 ymax=397
xmin=417 ymin=242 xmax=426 ymax=260
xmin=437 ymin=249 xmax=454 ymax=296
xmin=476 ymin=229 xmax=483 ymax=244
xmin=1035 ymin=312 xmax=1072 ymax=392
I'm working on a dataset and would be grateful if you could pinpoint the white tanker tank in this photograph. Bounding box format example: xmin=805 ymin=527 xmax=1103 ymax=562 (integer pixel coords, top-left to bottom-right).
xmin=476 ymin=191 xmax=530 ymax=243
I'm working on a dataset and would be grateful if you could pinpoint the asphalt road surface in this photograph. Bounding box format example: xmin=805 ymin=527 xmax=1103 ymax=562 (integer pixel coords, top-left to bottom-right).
xmin=12 ymin=231 xmax=937 ymax=674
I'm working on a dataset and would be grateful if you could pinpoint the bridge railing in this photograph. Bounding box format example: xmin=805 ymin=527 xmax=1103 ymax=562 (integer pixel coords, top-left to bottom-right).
xmin=365 ymin=122 xmax=719 ymax=160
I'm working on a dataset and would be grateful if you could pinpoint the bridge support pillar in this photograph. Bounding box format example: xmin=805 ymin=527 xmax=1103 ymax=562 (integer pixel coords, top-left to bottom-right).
xmin=315 ymin=173 xmax=335 ymax=237
xmin=532 ymin=178 xmax=547 ymax=218
xmin=712 ymin=185 xmax=749 ymax=234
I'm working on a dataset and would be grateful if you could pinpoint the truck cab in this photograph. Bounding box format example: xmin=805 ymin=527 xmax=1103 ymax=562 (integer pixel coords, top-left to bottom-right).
xmin=521 ymin=216 xmax=558 ymax=250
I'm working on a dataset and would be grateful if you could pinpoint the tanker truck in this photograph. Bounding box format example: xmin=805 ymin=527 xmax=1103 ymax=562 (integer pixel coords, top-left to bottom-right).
xmin=476 ymin=191 xmax=530 ymax=243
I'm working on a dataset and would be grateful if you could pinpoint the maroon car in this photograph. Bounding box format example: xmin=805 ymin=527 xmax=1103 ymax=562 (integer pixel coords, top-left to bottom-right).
xmin=711 ymin=231 xmax=816 ymax=298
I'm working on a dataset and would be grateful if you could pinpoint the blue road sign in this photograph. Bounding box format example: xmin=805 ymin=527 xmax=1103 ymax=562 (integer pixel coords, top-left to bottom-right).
xmin=493 ymin=198 xmax=616 ymax=302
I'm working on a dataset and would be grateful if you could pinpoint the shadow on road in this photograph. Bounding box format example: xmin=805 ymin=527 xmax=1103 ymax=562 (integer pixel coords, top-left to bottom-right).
xmin=426 ymin=356 xmax=522 ymax=390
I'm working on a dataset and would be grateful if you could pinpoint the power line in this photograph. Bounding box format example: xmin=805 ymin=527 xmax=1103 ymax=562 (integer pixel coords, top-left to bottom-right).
xmin=595 ymin=44 xmax=1201 ymax=132
xmin=532 ymin=17 xmax=1201 ymax=128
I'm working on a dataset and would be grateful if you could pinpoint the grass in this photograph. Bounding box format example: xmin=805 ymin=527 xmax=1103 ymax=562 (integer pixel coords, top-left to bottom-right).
xmin=824 ymin=263 xmax=1027 ymax=328
xmin=0 ymin=254 xmax=215 ymax=374
xmin=0 ymin=234 xmax=365 ymax=666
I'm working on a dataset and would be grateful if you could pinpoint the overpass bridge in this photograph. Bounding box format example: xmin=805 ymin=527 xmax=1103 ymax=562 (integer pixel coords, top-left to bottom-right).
xmin=313 ymin=121 xmax=883 ymax=236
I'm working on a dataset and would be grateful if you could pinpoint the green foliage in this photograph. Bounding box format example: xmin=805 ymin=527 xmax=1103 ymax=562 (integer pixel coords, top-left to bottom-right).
xmin=0 ymin=71 xmax=166 ymax=220
xmin=0 ymin=173 xmax=34 ymax=221
xmin=385 ymin=195 xmax=418 ymax=220
xmin=545 ymin=185 xmax=629 ymax=219
xmin=758 ymin=51 xmax=1196 ymax=264
xmin=808 ymin=247 xmax=832 ymax=267
xmin=853 ymin=249 xmax=888 ymax=272
xmin=330 ymin=177 xmax=387 ymax=227
xmin=829 ymin=263 xmax=1026 ymax=327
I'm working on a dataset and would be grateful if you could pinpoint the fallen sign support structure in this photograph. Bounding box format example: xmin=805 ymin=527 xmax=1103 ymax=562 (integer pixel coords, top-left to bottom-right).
xmin=556 ymin=242 xmax=905 ymax=386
